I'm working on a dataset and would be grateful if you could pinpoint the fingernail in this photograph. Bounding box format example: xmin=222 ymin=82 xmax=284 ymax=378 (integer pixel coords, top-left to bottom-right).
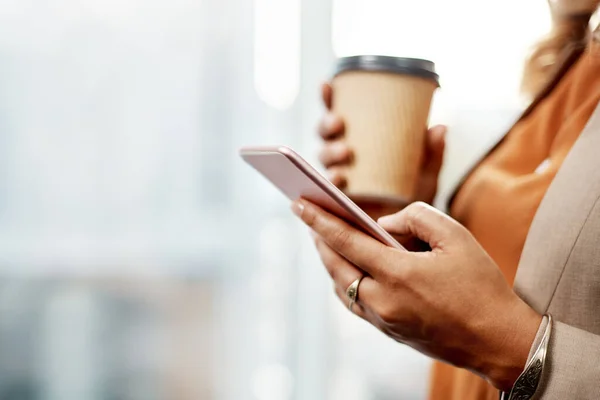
xmin=291 ymin=200 xmax=305 ymax=217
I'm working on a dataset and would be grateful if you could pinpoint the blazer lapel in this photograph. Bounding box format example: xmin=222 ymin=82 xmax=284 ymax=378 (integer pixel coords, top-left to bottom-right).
xmin=514 ymin=101 xmax=600 ymax=312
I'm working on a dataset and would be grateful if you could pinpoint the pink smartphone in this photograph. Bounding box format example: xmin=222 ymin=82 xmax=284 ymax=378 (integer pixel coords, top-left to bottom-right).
xmin=239 ymin=145 xmax=405 ymax=250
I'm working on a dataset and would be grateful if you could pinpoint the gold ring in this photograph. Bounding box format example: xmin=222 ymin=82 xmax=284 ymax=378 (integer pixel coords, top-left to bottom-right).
xmin=345 ymin=276 xmax=363 ymax=312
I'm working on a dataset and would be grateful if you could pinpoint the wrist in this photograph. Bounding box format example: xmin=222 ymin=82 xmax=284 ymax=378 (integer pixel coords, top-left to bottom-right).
xmin=475 ymin=296 xmax=543 ymax=391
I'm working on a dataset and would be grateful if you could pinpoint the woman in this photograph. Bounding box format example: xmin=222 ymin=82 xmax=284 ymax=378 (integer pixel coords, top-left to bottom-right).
xmin=295 ymin=1 xmax=600 ymax=399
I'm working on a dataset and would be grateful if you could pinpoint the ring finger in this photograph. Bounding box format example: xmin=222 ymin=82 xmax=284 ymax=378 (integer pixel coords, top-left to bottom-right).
xmin=314 ymin=236 xmax=380 ymax=314
xmin=327 ymin=167 xmax=347 ymax=189
xmin=334 ymin=284 xmax=369 ymax=319
xmin=318 ymin=141 xmax=353 ymax=168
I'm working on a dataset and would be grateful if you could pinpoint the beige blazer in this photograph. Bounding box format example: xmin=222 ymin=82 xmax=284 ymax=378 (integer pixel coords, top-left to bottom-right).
xmin=513 ymin=91 xmax=600 ymax=399
xmin=515 ymin=20 xmax=600 ymax=399
xmin=450 ymin=47 xmax=600 ymax=398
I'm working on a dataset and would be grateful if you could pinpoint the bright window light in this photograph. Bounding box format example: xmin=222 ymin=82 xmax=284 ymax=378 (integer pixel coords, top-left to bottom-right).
xmin=332 ymin=0 xmax=551 ymax=107
xmin=252 ymin=364 xmax=294 ymax=400
xmin=254 ymin=0 xmax=301 ymax=110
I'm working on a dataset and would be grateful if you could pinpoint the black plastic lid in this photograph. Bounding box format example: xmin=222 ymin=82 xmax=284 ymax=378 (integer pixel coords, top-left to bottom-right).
xmin=334 ymin=55 xmax=439 ymax=86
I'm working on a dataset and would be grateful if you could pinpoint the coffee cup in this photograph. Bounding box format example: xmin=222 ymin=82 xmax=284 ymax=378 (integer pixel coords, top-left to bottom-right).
xmin=331 ymin=56 xmax=439 ymax=205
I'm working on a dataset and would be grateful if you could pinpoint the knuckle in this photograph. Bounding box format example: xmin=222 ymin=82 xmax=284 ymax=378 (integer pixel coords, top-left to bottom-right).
xmin=329 ymin=145 xmax=343 ymax=161
xmin=302 ymin=205 xmax=318 ymax=227
xmin=346 ymin=147 xmax=354 ymax=163
xmin=391 ymin=263 xmax=417 ymax=288
xmin=317 ymin=119 xmax=327 ymax=135
xmin=328 ymin=170 xmax=347 ymax=190
xmin=328 ymin=172 xmax=341 ymax=186
xmin=337 ymin=145 xmax=352 ymax=163
xmin=405 ymin=201 xmax=428 ymax=223
xmin=317 ymin=149 xmax=329 ymax=165
xmin=325 ymin=115 xmax=345 ymax=136
xmin=409 ymin=201 xmax=429 ymax=214
xmin=330 ymin=228 xmax=353 ymax=251
xmin=327 ymin=169 xmax=340 ymax=180
xmin=320 ymin=145 xmax=344 ymax=166
xmin=369 ymin=244 xmax=389 ymax=270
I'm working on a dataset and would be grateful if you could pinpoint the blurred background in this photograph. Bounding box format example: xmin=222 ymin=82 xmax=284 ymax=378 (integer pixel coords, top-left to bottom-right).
xmin=0 ymin=0 xmax=551 ymax=399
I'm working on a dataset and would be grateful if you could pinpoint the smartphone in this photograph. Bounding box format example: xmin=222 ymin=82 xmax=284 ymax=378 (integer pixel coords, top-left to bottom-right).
xmin=239 ymin=145 xmax=405 ymax=250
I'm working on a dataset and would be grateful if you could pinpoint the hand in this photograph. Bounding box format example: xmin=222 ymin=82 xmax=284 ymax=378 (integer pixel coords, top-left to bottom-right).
xmin=292 ymin=199 xmax=543 ymax=391
xmin=317 ymin=82 xmax=447 ymax=208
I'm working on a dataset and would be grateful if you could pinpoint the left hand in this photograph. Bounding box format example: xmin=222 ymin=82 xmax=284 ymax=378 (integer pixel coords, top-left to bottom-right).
xmin=291 ymin=200 xmax=543 ymax=391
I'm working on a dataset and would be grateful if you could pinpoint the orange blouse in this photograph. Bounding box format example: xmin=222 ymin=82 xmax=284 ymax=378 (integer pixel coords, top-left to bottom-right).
xmin=428 ymin=42 xmax=600 ymax=400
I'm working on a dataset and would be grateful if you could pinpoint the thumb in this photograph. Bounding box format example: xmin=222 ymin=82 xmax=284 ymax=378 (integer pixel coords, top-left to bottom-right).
xmin=377 ymin=202 xmax=462 ymax=250
xmin=422 ymin=125 xmax=446 ymax=174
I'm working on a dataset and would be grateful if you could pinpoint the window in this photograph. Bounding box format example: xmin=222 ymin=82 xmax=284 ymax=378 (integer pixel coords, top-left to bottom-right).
xmin=332 ymin=0 xmax=551 ymax=108
xmin=254 ymin=0 xmax=301 ymax=110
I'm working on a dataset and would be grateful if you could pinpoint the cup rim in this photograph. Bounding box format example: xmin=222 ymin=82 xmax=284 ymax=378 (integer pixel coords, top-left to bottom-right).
xmin=333 ymin=55 xmax=440 ymax=86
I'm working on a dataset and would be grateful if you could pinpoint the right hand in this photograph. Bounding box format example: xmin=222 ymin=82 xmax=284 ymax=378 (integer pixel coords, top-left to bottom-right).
xmin=317 ymin=82 xmax=447 ymax=211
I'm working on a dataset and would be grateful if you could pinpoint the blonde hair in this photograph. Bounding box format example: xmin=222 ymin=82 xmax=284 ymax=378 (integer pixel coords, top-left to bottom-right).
xmin=522 ymin=0 xmax=600 ymax=97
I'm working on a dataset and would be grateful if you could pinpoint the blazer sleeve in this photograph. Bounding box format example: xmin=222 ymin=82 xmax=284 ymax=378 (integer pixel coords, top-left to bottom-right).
xmin=534 ymin=321 xmax=600 ymax=399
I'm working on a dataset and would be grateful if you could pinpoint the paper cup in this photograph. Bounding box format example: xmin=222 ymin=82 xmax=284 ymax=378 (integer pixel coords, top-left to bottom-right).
xmin=332 ymin=56 xmax=439 ymax=204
